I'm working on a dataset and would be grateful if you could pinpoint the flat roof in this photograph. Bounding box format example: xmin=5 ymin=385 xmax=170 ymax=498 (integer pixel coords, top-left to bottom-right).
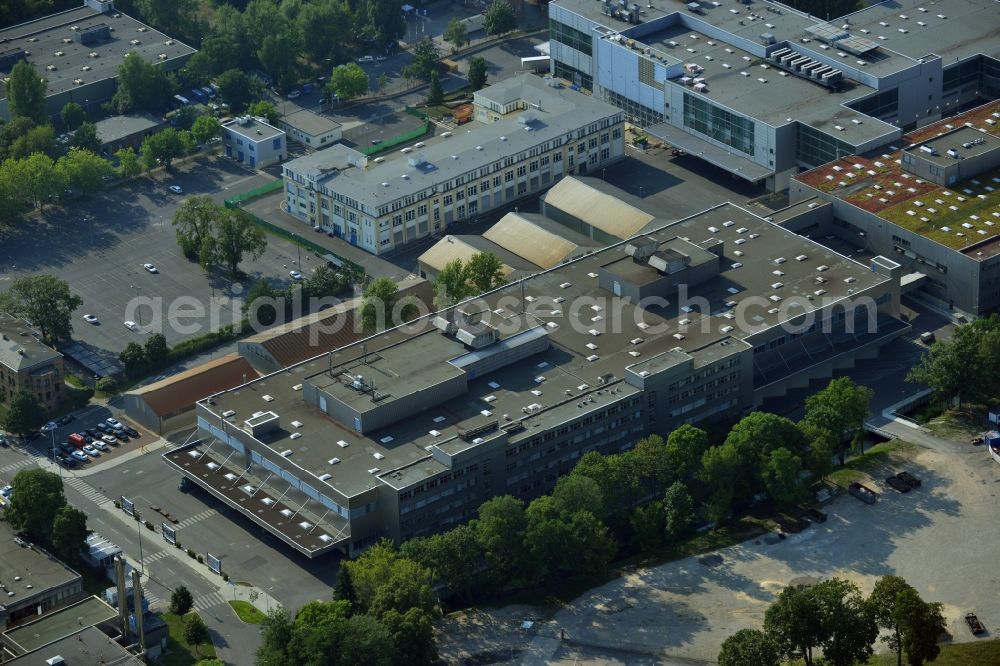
xmin=635 ymin=25 xmax=894 ymax=144
xmin=6 ymin=626 xmax=142 ymax=665
xmin=0 ymin=6 xmax=195 ymax=101
xmin=905 ymin=126 xmax=997 ymax=167
xmin=284 ymin=75 xmax=622 ymax=205
xmin=281 ymin=108 xmax=342 ymax=137
xmin=796 ymin=100 xmax=1000 ymax=258
xmin=224 ymin=116 xmax=284 ymax=141
xmin=0 ymin=524 xmax=80 ymax=600
xmin=93 ymin=113 xmax=161 ymax=144
xmin=0 ymin=314 xmax=62 ymax=372
xmin=200 ymin=200 xmax=889 ymax=497
xmin=4 ymin=597 xmax=117 ymax=654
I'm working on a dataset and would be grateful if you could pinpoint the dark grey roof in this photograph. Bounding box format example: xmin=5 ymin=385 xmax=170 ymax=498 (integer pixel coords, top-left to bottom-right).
xmin=0 ymin=314 xmax=62 ymax=372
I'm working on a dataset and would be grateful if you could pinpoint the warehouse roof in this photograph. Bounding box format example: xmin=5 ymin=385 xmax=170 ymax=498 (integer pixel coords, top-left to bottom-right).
xmin=483 ymin=212 xmax=598 ymax=268
xmin=542 ymin=177 xmax=655 ymax=238
xmin=128 ymin=354 xmax=259 ymax=418
xmin=0 ymin=5 xmax=195 ymax=101
xmin=418 ymin=235 xmax=539 ymax=276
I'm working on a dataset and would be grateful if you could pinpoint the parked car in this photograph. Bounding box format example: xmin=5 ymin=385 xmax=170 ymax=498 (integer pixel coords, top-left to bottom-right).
xmin=357 ymin=55 xmax=374 ymax=63
xmin=71 ymin=450 xmax=89 ymax=462
xmin=83 ymin=314 xmax=99 ymax=324
xmin=41 ymin=422 xmax=58 ymax=434
xmin=82 ymin=444 xmax=100 ymax=457
xmin=68 ymin=433 xmax=87 ymax=448
xmin=92 ymin=440 xmax=109 ymax=452
xmin=61 ymin=443 xmax=76 ymax=456
xmin=58 ymin=415 xmax=74 ymax=426
xmin=102 ymin=434 xmax=118 ymax=444
xmin=123 ymin=320 xmax=138 ymax=331
xmin=143 ymin=263 xmax=158 ymax=273
xmin=287 ymin=89 xmax=301 ymax=99
xmin=95 ymin=423 xmax=111 ymax=434
xmin=106 ymin=417 xmax=121 ymax=428
xmin=966 ymin=613 xmax=986 ymax=635
xmin=919 ymin=331 xmax=936 ymax=344
xmin=125 ymin=426 xmax=139 ymax=438
xmin=59 ymin=456 xmax=78 ymax=468
xmin=848 ymin=482 xmax=878 ymax=504
xmin=805 ymin=507 xmax=828 ymax=523
xmin=168 ymin=185 xmax=183 ymax=194
xmin=289 ymin=270 xmax=303 ymax=280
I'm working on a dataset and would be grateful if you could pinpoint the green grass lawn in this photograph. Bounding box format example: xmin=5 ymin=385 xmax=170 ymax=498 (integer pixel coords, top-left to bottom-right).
xmin=825 ymin=440 xmax=917 ymax=489
xmin=924 ymin=405 xmax=992 ymax=440
xmin=228 ymin=600 xmax=266 ymax=624
xmin=162 ymin=611 xmax=217 ymax=666
xmin=788 ymin=640 xmax=1000 ymax=665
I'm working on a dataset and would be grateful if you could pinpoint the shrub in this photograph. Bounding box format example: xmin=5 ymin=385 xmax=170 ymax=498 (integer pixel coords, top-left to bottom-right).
xmin=187 ymin=548 xmax=196 ymax=558
xmin=95 ymin=377 xmax=117 ymax=394
xmin=197 ymin=554 xmax=204 ymax=564
xmin=169 ymin=585 xmax=193 ymax=615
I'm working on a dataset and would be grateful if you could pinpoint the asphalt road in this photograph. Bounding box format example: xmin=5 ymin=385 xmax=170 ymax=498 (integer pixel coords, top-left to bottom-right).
xmin=0 ymin=157 xmax=313 ymax=354
xmin=0 ymin=435 xmax=261 ymax=665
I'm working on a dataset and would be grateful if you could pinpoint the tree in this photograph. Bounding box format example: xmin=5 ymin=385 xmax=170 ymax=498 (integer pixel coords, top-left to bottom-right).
xmin=631 ymin=434 xmax=669 ymax=497
xmin=7 ymin=61 xmax=47 ymax=124
xmin=70 ymin=122 xmax=101 ymax=153
xmin=170 ymin=585 xmax=194 ymax=615
xmin=764 ymin=584 xmax=825 ymax=666
xmin=405 ymin=38 xmax=440 ymax=81
xmin=474 ymin=495 xmax=528 ymax=589
xmin=115 ymin=147 xmax=142 ymax=179
xmin=551 ymin=474 xmax=604 ymax=517
xmin=2 ymin=391 xmax=44 ymax=436
xmin=366 ymin=0 xmax=406 ymax=47
xmin=895 ymin=588 xmax=945 ymax=666
xmin=0 ymin=274 xmax=82 ymax=344
xmin=662 ymin=481 xmax=694 ymax=542
xmin=257 ymin=29 xmax=301 ymax=93
xmin=444 ymin=17 xmax=468 ymax=52
xmin=50 ymin=505 xmax=89 ymax=563
xmin=56 ymin=148 xmax=113 ymax=195
xmin=484 ymin=0 xmax=517 ymax=36
xmin=907 ymin=316 xmax=1000 ymax=408
xmin=333 ymin=566 xmax=358 ymax=611
xmin=870 ymin=576 xmax=945 ymax=666
xmin=571 ymin=451 xmax=638 ymax=518
xmin=525 ymin=496 xmax=615 ymax=583
xmin=0 ymin=117 xmax=37 ymax=161
xmin=247 ymin=101 xmax=279 ymax=126
xmin=6 ymin=469 xmax=65 ymax=541
xmin=761 ymin=447 xmax=807 ymax=506
xmin=764 ymin=579 xmax=876 ymax=666
xmin=141 ymin=128 xmax=185 ymax=171
xmin=427 ymin=70 xmax=443 ymax=105
xmin=362 ymin=278 xmax=412 ymax=331
xmin=665 ymin=424 xmax=708 ymax=482
xmin=466 ymin=251 xmax=507 ymax=293
xmin=119 ymin=342 xmax=148 ymax=377
xmin=304 ymin=265 xmax=348 ymax=301
xmin=191 ymin=116 xmax=222 ymax=145
xmin=184 ymin=613 xmax=209 ymax=645
xmin=131 ymin=0 xmax=203 ymax=43
xmin=297 ymin=1 xmax=352 ymax=65
xmin=12 ymin=152 xmax=64 ymax=211
xmin=217 ymin=69 xmax=260 ymax=114
xmin=629 ymin=501 xmax=664 ymax=551
xmin=328 ymin=63 xmax=369 ymax=102
xmin=723 ymin=412 xmax=807 ymax=502
xmin=172 ymin=195 xmax=219 ymax=259
xmin=144 ymin=333 xmax=169 ymax=367
xmin=699 ymin=443 xmax=740 ymax=524
xmin=380 ymin=606 xmax=437 ymax=666
xmin=256 ymin=608 xmax=294 ymax=666
xmin=718 ymin=629 xmax=780 ymax=666
xmin=60 ymin=102 xmax=86 ymax=130
xmin=205 ymin=208 xmax=267 ymax=277
xmin=112 ymin=52 xmax=169 ymax=114
xmin=10 ymin=124 xmax=57 ymax=160
xmin=468 ymin=56 xmax=488 ymax=92
xmin=245 ymin=279 xmax=280 ymax=327
xmin=804 ymin=377 xmax=873 ymax=464
xmin=433 ymin=252 xmax=506 ymax=308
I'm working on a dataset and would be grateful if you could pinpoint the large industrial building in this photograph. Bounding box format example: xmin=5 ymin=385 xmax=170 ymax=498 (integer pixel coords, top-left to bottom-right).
xmin=0 ymin=1 xmax=196 ymax=122
xmin=165 ymin=195 xmax=908 ymax=558
xmin=789 ymin=100 xmax=1000 ymax=316
xmin=281 ymin=74 xmax=625 ymax=255
xmin=547 ymin=0 xmax=1000 ymax=190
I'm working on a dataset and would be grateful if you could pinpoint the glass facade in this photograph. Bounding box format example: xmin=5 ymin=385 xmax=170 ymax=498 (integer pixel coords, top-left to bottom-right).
xmin=603 ymin=89 xmax=663 ymax=126
xmin=796 ymin=123 xmax=855 ymax=167
xmin=682 ymin=94 xmax=755 ymax=156
xmin=550 ymin=19 xmax=592 ymax=56
xmin=849 ymin=87 xmax=898 ymax=120
xmin=943 ymin=57 xmax=981 ymax=95
xmin=554 ymin=61 xmax=592 ymax=90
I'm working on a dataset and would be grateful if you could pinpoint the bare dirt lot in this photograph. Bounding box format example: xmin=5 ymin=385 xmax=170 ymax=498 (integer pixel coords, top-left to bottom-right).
xmin=438 ymin=434 xmax=1000 ymax=665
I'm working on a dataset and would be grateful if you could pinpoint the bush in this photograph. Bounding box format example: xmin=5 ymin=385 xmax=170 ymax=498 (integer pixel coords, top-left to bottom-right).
xmin=197 ymin=554 xmax=204 ymax=564
xmin=95 ymin=377 xmax=117 ymax=393
xmin=222 ymin=573 xmax=229 ymax=582
xmin=144 ymin=520 xmax=155 ymax=531
xmin=187 ymin=548 xmax=196 ymax=558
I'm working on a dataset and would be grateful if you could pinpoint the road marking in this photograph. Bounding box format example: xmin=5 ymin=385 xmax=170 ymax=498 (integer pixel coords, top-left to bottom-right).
xmin=64 ymin=476 xmax=112 ymax=506
xmin=0 ymin=458 xmax=37 ymax=477
xmin=143 ymin=549 xmax=172 ymax=564
xmin=193 ymin=591 xmax=227 ymax=611
xmin=175 ymin=509 xmax=217 ymax=530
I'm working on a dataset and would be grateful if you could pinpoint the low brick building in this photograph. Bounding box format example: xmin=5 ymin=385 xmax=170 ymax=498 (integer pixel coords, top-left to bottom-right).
xmin=0 ymin=314 xmax=65 ymax=411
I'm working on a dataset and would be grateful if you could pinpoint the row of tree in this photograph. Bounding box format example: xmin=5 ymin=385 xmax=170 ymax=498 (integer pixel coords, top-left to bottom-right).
xmin=244 ymin=265 xmax=352 ymax=328
xmin=907 ymin=313 xmax=1000 ymax=409
xmin=257 ymin=542 xmax=439 ymax=666
xmin=719 ymin=575 xmax=946 ymax=666
xmin=4 ymin=469 xmax=90 ymax=565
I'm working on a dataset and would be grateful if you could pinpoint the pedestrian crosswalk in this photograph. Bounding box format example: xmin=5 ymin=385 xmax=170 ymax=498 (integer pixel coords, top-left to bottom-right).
xmin=64 ymin=476 xmax=111 ymax=507
xmin=0 ymin=457 xmax=37 ymax=478
xmin=175 ymin=509 xmax=216 ymax=530
xmin=193 ymin=591 xmax=227 ymax=611
xmin=143 ymin=549 xmax=172 ymax=565
xmin=142 ymin=587 xmax=167 ymax=610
